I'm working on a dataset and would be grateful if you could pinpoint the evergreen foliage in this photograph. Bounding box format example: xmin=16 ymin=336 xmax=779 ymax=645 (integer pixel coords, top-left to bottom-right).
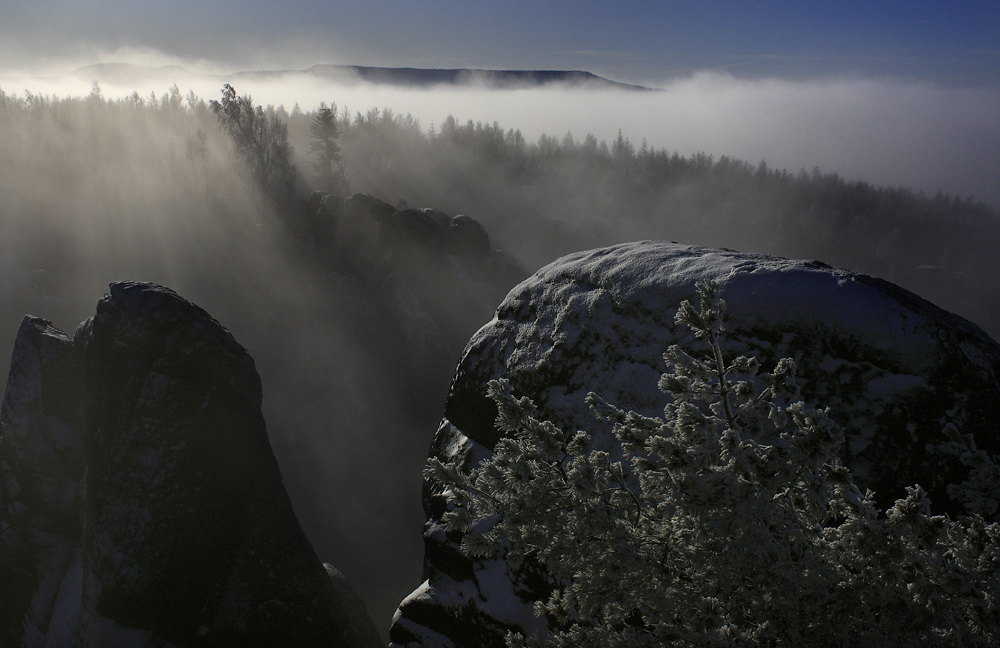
xmin=210 ymin=84 xmax=298 ymax=204
xmin=308 ymin=102 xmax=348 ymax=194
xmin=428 ymin=280 xmax=1000 ymax=647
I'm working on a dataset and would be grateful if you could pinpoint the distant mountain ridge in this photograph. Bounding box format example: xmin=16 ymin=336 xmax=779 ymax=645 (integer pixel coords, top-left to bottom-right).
xmin=71 ymin=62 xmax=652 ymax=90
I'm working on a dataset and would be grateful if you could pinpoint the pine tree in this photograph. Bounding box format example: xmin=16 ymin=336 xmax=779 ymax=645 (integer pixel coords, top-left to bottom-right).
xmin=309 ymin=102 xmax=348 ymax=193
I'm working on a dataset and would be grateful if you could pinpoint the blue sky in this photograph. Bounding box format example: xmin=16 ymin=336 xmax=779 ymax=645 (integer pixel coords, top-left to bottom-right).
xmin=2 ymin=0 xmax=998 ymax=84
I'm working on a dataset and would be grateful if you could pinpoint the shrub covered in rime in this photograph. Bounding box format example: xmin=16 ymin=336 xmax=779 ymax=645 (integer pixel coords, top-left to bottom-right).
xmin=428 ymin=280 xmax=1000 ymax=647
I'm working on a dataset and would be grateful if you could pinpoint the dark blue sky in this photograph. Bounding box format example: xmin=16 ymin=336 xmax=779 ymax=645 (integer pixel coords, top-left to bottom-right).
xmin=3 ymin=0 xmax=998 ymax=84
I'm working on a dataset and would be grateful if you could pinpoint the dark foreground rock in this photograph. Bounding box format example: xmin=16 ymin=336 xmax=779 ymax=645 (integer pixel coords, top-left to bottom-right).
xmin=390 ymin=241 xmax=1000 ymax=648
xmin=1 ymin=282 xmax=382 ymax=648
xmin=0 ymin=318 xmax=83 ymax=648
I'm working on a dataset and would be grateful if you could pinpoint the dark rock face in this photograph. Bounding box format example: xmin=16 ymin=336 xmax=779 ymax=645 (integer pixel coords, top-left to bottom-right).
xmin=0 ymin=317 xmax=84 ymax=648
xmin=1 ymin=283 xmax=382 ymax=648
xmin=390 ymin=241 xmax=1000 ymax=648
xmin=344 ymin=193 xmax=396 ymax=230
xmin=298 ymin=191 xmax=342 ymax=252
xmin=383 ymin=209 xmax=444 ymax=249
xmin=307 ymin=193 xmax=495 ymax=265
xmin=444 ymin=216 xmax=491 ymax=259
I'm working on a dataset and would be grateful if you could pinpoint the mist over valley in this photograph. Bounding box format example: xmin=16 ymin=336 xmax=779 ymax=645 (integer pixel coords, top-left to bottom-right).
xmin=5 ymin=60 xmax=998 ymax=208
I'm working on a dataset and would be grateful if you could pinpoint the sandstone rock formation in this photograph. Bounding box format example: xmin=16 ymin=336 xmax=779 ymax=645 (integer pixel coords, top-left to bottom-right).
xmin=0 ymin=282 xmax=382 ymax=648
xmin=390 ymin=241 xmax=1000 ymax=648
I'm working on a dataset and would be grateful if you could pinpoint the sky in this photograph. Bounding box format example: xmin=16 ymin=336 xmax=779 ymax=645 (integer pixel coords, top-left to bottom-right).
xmin=1 ymin=1 xmax=999 ymax=85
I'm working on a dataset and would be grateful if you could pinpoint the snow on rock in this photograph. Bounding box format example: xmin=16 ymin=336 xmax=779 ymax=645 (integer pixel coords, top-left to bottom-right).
xmin=1 ymin=283 xmax=383 ymax=648
xmin=390 ymin=240 xmax=1000 ymax=648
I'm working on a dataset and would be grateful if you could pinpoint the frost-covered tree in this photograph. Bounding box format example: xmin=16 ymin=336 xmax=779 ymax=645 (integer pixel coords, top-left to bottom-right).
xmin=428 ymin=280 xmax=1000 ymax=647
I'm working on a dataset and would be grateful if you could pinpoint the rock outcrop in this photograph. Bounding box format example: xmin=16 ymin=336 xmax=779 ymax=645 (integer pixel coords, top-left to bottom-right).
xmin=1 ymin=282 xmax=382 ymax=648
xmin=390 ymin=241 xmax=1000 ymax=648
xmin=0 ymin=318 xmax=83 ymax=648
xmin=298 ymin=192 xmax=525 ymax=397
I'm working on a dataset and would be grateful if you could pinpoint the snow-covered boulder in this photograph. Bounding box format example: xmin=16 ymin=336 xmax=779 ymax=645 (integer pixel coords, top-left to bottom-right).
xmin=390 ymin=241 xmax=1000 ymax=648
xmin=1 ymin=282 xmax=383 ymax=648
